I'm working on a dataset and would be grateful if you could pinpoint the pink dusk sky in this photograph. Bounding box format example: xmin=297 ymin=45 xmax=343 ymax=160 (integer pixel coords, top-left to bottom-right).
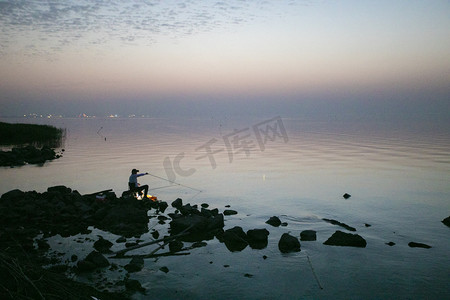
xmin=0 ymin=0 xmax=449 ymax=119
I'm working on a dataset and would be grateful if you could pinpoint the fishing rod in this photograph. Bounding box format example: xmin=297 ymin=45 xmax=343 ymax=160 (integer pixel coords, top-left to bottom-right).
xmin=145 ymin=172 xmax=202 ymax=193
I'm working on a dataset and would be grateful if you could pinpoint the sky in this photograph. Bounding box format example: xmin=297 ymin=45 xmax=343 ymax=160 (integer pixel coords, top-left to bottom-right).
xmin=0 ymin=0 xmax=449 ymax=119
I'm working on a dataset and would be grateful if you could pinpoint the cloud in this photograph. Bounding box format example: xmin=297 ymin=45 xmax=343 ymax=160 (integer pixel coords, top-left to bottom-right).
xmin=0 ymin=0 xmax=312 ymax=57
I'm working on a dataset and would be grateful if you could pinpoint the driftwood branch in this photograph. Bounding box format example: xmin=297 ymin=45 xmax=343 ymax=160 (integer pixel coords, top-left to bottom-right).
xmin=111 ymin=225 xmax=194 ymax=257
xmin=110 ymin=251 xmax=191 ymax=260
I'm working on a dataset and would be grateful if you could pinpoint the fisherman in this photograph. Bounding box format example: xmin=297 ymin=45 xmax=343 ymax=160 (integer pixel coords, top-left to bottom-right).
xmin=128 ymin=168 xmax=149 ymax=198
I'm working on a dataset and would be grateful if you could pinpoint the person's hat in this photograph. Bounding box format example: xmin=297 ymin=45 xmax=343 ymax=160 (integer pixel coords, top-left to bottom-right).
xmin=132 ymin=168 xmax=139 ymax=173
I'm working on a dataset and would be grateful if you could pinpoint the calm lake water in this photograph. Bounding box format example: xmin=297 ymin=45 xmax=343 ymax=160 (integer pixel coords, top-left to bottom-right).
xmin=1 ymin=116 xmax=449 ymax=299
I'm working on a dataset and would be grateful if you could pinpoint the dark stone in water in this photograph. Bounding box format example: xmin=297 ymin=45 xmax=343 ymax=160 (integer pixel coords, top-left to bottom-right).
xmin=125 ymin=257 xmax=144 ymax=273
xmin=343 ymin=193 xmax=351 ymax=199
xmin=322 ymin=218 xmax=356 ymax=231
xmin=169 ymin=240 xmax=184 ymax=252
xmin=442 ymin=216 xmax=450 ymax=227
xmin=125 ymin=279 xmax=145 ymax=294
xmin=300 ymin=230 xmax=317 ymax=241
xmin=386 ymin=242 xmax=395 ymax=246
xmin=116 ymin=236 xmax=126 ymax=243
xmin=408 ymin=242 xmax=431 ymax=249
xmin=246 ymin=228 xmax=269 ymax=249
xmin=223 ymin=209 xmax=238 ymax=216
xmin=278 ymin=233 xmax=301 ymax=253
xmin=171 ymin=198 xmax=183 ymax=209
xmin=223 ymin=226 xmax=248 ymax=252
xmin=93 ymin=236 xmax=113 ymax=253
xmin=159 ymin=266 xmax=169 ymax=273
xmin=365 ymin=223 xmax=372 ymax=227
xmin=84 ymin=250 xmax=110 ymax=268
xmin=266 ymin=216 xmax=281 ymax=227
xmin=323 ymin=230 xmax=366 ymax=247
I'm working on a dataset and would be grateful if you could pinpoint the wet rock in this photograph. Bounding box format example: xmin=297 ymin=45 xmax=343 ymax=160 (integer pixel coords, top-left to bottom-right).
xmin=77 ymin=260 xmax=97 ymax=272
xmin=386 ymin=242 xmax=395 ymax=246
xmin=151 ymin=230 xmax=160 ymax=239
xmin=300 ymin=230 xmax=317 ymax=241
xmin=171 ymin=198 xmax=183 ymax=209
xmin=116 ymin=236 xmax=126 ymax=243
xmin=223 ymin=209 xmax=238 ymax=216
xmin=93 ymin=236 xmax=113 ymax=253
xmin=266 ymin=216 xmax=281 ymax=227
xmin=84 ymin=250 xmax=110 ymax=268
xmin=343 ymin=193 xmax=351 ymax=199
xmin=408 ymin=242 xmax=431 ymax=249
xmin=125 ymin=279 xmax=145 ymax=294
xmin=365 ymin=223 xmax=372 ymax=227
xmin=322 ymin=218 xmax=356 ymax=231
xmin=278 ymin=233 xmax=301 ymax=253
xmin=159 ymin=266 xmax=169 ymax=273
xmin=323 ymin=230 xmax=367 ymax=247
xmin=125 ymin=257 xmax=144 ymax=273
xmin=246 ymin=228 xmax=269 ymax=249
xmin=223 ymin=226 xmax=248 ymax=252
xmin=442 ymin=216 xmax=450 ymax=227
xmin=169 ymin=240 xmax=184 ymax=252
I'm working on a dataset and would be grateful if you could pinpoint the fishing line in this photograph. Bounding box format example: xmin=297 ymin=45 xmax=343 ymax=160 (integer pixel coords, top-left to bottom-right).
xmin=148 ymin=185 xmax=174 ymax=192
xmin=304 ymin=250 xmax=323 ymax=290
xmin=146 ymin=172 xmax=202 ymax=193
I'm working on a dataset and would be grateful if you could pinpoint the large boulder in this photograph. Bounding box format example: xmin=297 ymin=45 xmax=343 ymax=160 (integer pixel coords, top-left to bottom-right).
xmin=266 ymin=216 xmax=281 ymax=227
xmin=223 ymin=226 xmax=248 ymax=252
xmin=323 ymin=230 xmax=366 ymax=247
xmin=300 ymin=230 xmax=317 ymax=241
xmin=278 ymin=233 xmax=301 ymax=253
xmin=125 ymin=257 xmax=145 ymax=272
xmin=246 ymin=229 xmax=269 ymax=249
xmin=93 ymin=236 xmax=113 ymax=253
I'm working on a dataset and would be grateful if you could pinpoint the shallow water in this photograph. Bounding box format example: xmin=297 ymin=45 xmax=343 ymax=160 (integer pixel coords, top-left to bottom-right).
xmin=1 ymin=116 xmax=449 ymax=299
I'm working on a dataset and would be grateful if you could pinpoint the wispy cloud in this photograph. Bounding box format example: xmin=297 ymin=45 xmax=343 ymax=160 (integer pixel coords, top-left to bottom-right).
xmin=0 ymin=0 xmax=311 ymax=58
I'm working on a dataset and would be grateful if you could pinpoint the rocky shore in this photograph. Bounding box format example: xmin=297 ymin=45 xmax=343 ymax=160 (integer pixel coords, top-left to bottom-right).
xmin=0 ymin=145 xmax=64 ymax=167
xmin=0 ymin=186 xmax=444 ymax=298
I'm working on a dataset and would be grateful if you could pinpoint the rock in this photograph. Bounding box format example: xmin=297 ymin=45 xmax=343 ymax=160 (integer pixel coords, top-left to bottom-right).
xmin=386 ymin=242 xmax=395 ymax=246
xmin=408 ymin=242 xmax=431 ymax=249
xmin=93 ymin=236 xmax=113 ymax=253
xmin=77 ymin=260 xmax=96 ymax=272
xmin=125 ymin=257 xmax=144 ymax=273
xmin=266 ymin=216 xmax=281 ymax=227
xmin=223 ymin=209 xmax=238 ymax=216
xmin=246 ymin=229 xmax=269 ymax=249
xmin=223 ymin=226 xmax=248 ymax=252
xmin=442 ymin=216 xmax=450 ymax=227
xmin=125 ymin=279 xmax=145 ymax=293
xmin=159 ymin=266 xmax=169 ymax=273
xmin=47 ymin=185 xmax=72 ymax=195
xmin=1 ymin=189 xmax=24 ymax=200
xmin=278 ymin=233 xmax=301 ymax=253
xmin=171 ymin=198 xmax=183 ymax=209
xmin=116 ymin=236 xmax=126 ymax=243
xmin=322 ymin=218 xmax=356 ymax=231
xmin=169 ymin=240 xmax=183 ymax=252
xmin=323 ymin=230 xmax=367 ymax=247
xmin=365 ymin=223 xmax=372 ymax=227
xmin=343 ymin=193 xmax=351 ymax=199
xmin=84 ymin=250 xmax=110 ymax=268
xmin=300 ymin=230 xmax=317 ymax=241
